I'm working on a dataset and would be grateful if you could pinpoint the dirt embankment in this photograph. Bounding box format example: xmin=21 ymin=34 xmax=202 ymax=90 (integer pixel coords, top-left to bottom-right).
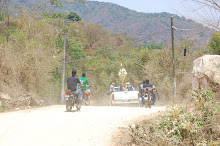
xmin=112 ymin=110 xmax=165 ymax=146
xmin=0 ymin=92 xmax=44 ymax=112
xmin=114 ymin=98 xmax=220 ymax=146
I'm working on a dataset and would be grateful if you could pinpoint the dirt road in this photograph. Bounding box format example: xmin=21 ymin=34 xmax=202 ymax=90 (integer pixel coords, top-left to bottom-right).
xmin=0 ymin=105 xmax=166 ymax=146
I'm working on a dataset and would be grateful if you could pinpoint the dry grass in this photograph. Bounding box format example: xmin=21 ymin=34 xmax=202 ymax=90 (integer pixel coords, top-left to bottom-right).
xmin=0 ymin=11 xmax=62 ymax=110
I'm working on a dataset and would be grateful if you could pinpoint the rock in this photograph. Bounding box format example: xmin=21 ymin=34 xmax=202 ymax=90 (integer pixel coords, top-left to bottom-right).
xmin=30 ymin=97 xmax=37 ymax=106
xmin=15 ymin=108 xmax=20 ymax=111
xmin=0 ymin=93 xmax=11 ymax=100
xmin=131 ymin=124 xmax=136 ymax=129
xmin=38 ymin=100 xmax=44 ymax=106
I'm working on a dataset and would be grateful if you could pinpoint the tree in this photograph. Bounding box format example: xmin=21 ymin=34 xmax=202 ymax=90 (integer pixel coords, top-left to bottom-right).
xmin=182 ymin=0 xmax=220 ymax=30
xmin=208 ymin=32 xmax=220 ymax=55
xmin=67 ymin=39 xmax=85 ymax=59
xmin=48 ymin=0 xmax=85 ymax=8
xmin=67 ymin=12 xmax=82 ymax=21
xmin=0 ymin=0 xmax=14 ymax=42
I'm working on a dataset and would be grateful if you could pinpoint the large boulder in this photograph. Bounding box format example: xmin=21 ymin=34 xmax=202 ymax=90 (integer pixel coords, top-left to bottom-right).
xmin=192 ymin=55 xmax=220 ymax=92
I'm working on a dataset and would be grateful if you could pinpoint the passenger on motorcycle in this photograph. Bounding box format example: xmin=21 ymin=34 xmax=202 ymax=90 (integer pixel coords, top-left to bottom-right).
xmin=67 ymin=70 xmax=84 ymax=102
xmin=142 ymin=78 xmax=157 ymax=104
xmin=79 ymin=73 xmax=90 ymax=100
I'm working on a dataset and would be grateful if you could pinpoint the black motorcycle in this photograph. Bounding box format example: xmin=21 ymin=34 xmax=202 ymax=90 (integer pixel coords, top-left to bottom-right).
xmin=65 ymin=90 xmax=81 ymax=112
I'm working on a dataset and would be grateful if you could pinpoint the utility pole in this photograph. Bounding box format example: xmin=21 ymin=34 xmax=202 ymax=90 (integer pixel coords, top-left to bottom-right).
xmin=171 ymin=16 xmax=176 ymax=103
xmin=61 ymin=22 xmax=67 ymax=103
xmin=61 ymin=20 xmax=74 ymax=103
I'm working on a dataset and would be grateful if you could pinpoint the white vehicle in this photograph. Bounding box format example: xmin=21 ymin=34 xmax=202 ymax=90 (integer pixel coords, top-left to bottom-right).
xmin=109 ymin=87 xmax=140 ymax=106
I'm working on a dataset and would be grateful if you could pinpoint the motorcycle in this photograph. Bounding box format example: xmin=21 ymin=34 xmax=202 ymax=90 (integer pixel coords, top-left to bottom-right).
xmin=65 ymin=90 xmax=81 ymax=112
xmin=139 ymin=87 xmax=153 ymax=108
xmin=82 ymin=85 xmax=91 ymax=106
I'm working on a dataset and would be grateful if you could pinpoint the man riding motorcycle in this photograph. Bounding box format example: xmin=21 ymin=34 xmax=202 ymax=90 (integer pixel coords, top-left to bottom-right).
xmin=67 ymin=70 xmax=84 ymax=110
xmin=141 ymin=78 xmax=157 ymax=104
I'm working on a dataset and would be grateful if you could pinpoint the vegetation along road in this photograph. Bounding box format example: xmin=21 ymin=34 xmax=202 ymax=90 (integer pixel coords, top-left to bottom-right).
xmin=0 ymin=105 xmax=165 ymax=146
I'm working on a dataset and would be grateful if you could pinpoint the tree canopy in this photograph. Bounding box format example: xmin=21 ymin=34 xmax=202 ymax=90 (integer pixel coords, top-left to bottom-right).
xmin=67 ymin=12 xmax=82 ymax=21
xmin=208 ymin=32 xmax=220 ymax=55
xmin=48 ymin=0 xmax=84 ymax=8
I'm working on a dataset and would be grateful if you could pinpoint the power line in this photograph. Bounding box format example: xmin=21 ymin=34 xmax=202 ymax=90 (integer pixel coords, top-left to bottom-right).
xmin=173 ymin=26 xmax=201 ymax=31
xmin=173 ymin=25 xmax=210 ymax=41
xmin=188 ymin=30 xmax=209 ymax=40
xmin=122 ymin=28 xmax=171 ymax=48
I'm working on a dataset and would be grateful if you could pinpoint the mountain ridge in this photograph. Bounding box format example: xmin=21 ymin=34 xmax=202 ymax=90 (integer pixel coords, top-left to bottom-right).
xmin=18 ymin=0 xmax=215 ymax=45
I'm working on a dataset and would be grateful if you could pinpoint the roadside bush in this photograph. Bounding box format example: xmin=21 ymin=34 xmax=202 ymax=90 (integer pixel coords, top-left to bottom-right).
xmin=128 ymin=90 xmax=220 ymax=145
xmin=154 ymin=90 xmax=220 ymax=145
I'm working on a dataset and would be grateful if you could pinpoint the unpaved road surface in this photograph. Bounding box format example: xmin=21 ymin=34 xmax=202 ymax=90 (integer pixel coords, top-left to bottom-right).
xmin=0 ymin=105 xmax=166 ymax=146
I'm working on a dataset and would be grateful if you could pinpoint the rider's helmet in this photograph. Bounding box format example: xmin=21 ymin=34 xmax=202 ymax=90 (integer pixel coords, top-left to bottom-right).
xmin=145 ymin=78 xmax=149 ymax=84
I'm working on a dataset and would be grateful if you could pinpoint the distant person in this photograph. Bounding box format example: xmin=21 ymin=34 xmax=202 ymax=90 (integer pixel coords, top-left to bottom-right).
xmin=143 ymin=78 xmax=156 ymax=104
xmin=110 ymin=82 xmax=115 ymax=94
xmin=126 ymin=82 xmax=135 ymax=91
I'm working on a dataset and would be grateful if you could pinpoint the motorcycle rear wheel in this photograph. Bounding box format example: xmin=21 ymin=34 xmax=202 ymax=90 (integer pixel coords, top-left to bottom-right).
xmin=76 ymin=105 xmax=81 ymax=111
xmin=66 ymin=101 xmax=72 ymax=112
xmin=139 ymin=102 xmax=143 ymax=107
xmin=83 ymin=96 xmax=90 ymax=106
xmin=85 ymin=100 xmax=90 ymax=106
xmin=144 ymin=101 xmax=148 ymax=108
xmin=148 ymin=96 xmax=152 ymax=108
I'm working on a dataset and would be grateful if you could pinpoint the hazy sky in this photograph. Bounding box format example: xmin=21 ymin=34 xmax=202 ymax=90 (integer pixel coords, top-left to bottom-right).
xmin=91 ymin=0 xmax=187 ymax=15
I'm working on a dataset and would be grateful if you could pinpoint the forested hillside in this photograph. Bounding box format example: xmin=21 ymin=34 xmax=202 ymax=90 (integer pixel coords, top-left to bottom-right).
xmin=17 ymin=0 xmax=215 ymax=46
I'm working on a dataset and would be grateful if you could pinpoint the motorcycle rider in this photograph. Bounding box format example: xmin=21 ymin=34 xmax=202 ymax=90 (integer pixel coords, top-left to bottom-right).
xmin=79 ymin=73 xmax=90 ymax=101
xmin=143 ymin=78 xmax=157 ymax=104
xmin=67 ymin=70 xmax=84 ymax=109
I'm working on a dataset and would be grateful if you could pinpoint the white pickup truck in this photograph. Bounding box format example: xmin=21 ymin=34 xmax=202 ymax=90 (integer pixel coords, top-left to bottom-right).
xmin=109 ymin=87 xmax=140 ymax=106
